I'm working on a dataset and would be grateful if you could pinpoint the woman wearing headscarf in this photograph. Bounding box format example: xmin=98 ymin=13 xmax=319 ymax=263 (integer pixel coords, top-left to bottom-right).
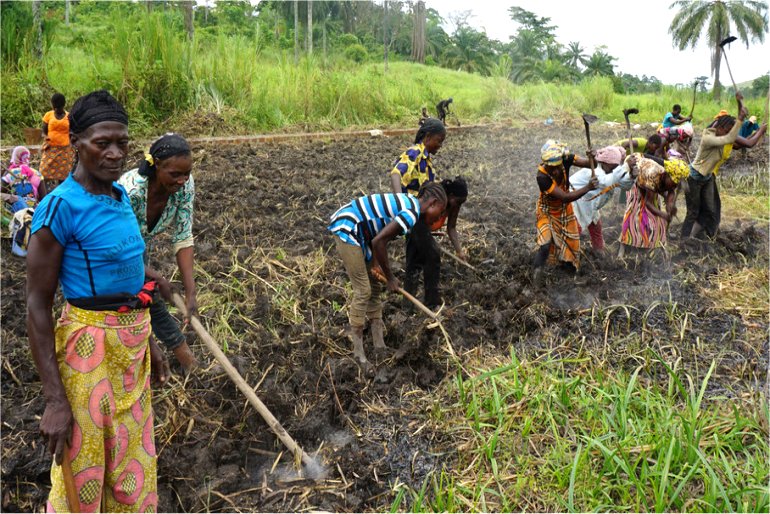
xmin=533 ymin=140 xmax=599 ymax=285
xmin=2 ymin=146 xmax=46 ymax=213
xmin=26 ymin=90 xmax=164 ymax=513
xmin=390 ymin=118 xmax=449 ymax=308
xmin=681 ymin=93 xmax=752 ymax=240
xmin=118 ymin=133 xmax=198 ymax=372
xmin=619 ymin=154 xmax=688 ymax=255
xmin=40 ymin=92 xmax=76 ymax=189
xmin=568 ymin=146 xmax=634 ymax=253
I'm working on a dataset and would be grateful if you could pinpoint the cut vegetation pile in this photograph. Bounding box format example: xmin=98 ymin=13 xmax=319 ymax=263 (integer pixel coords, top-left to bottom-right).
xmin=1 ymin=127 xmax=767 ymax=512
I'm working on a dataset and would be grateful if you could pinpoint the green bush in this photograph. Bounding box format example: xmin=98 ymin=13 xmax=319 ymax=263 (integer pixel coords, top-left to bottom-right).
xmin=344 ymin=43 xmax=368 ymax=63
xmin=0 ymin=72 xmax=52 ymax=140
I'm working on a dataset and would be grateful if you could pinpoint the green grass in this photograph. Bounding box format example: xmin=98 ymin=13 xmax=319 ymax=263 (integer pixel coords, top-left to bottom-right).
xmin=392 ymin=349 xmax=769 ymax=512
xmin=3 ymin=9 xmax=767 ymax=142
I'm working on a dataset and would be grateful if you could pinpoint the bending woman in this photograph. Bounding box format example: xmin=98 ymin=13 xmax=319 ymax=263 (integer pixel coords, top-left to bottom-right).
xmin=26 ymin=90 xmax=165 ymax=513
xmin=533 ymin=140 xmax=598 ymax=285
xmin=390 ymin=119 xmax=449 ymax=307
xmin=681 ymin=93 xmax=753 ymax=240
xmin=328 ymin=183 xmax=447 ymax=372
xmin=119 ymin=133 xmax=198 ymax=372
xmin=619 ymin=155 xmax=687 ymax=255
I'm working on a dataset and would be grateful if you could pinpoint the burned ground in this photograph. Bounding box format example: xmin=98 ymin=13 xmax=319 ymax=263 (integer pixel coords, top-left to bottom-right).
xmin=2 ymin=126 xmax=767 ymax=512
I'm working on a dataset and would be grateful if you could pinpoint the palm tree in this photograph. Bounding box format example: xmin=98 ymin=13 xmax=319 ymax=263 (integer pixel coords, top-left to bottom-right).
xmin=669 ymin=0 xmax=768 ymax=100
xmin=442 ymin=25 xmax=494 ymax=75
xmin=565 ymin=41 xmax=586 ymax=69
xmin=582 ymin=50 xmax=616 ymax=77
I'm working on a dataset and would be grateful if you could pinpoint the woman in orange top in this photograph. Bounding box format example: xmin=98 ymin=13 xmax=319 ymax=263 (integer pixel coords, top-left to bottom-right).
xmin=40 ymin=93 xmax=76 ymax=188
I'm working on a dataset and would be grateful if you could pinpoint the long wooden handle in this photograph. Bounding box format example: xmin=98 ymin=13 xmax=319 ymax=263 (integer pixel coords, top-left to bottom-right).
xmin=586 ymin=183 xmax=619 ymax=202
xmin=396 ymin=286 xmax=439 ymax=320
xmin=690 ymin=82 xmax=697 ymax=117
xmin=584 ymin=122 xmax=596 ymax=178
xmin=61 ymin=446 xmax=80 ymax=513
xmin=438 ymin=246 xmax=478 ymax=272
xmin=370 ymin=270 xmax=439 ymax=320
xmin=172 ymin=294 xmax=314 ymax=468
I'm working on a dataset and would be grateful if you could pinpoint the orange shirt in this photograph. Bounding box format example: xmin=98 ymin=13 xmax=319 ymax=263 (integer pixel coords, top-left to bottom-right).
xmin=42 ymin=110 xmax=70 ymax=147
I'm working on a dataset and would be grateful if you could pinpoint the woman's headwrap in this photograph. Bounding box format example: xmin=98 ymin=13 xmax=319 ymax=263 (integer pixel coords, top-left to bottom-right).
xmin=7 ymin=146 xmax=40 ymax=197
xmin=713 ymin=110 xmax=729 ymax=120
xmin=595 ymin=145 xmax=625 ymax=167
xmin=9 ymin=146 xmax=31 ymax=169
xmin=541 ymin=139 xmax=567 ymax=166
xmin=679 ymin=122 xmax=694 ymax=139
xmin=138 ymin=133 xmax=191 ymax=178
xmin=664 ymin=158 xmax=689 ymax=184
xmin=68 ymin=90 xmax=128 ymax=134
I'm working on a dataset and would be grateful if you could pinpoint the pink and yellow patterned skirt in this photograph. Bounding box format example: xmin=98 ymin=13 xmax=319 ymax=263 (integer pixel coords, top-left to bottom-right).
xmin=47 ymin=304 xmax=157 ymax=513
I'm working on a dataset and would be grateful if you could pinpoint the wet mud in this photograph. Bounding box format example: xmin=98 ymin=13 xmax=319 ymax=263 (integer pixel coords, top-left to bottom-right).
xmin=2 ymin=126 xmax=767 ymax=512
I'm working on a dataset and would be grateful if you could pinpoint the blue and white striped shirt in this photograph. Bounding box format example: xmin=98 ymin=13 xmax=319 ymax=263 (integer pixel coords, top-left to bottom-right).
xmin=328 ymin=193 xmax=420 ymax=261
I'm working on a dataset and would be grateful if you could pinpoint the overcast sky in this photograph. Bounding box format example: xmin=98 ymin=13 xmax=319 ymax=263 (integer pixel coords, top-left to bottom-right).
xmin=424 ymin=0 xmax=769 ymax=86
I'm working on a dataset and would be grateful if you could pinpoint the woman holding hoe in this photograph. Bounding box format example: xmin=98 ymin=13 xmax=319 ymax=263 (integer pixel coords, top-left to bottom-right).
xmin=328 ymin=183 xmax=447 ymax=374
xmin=390 ymin=119 xmax=468 ymax=308
xmin=27 ymin=90 xmax=164 ymax=513
xmin=681 ymin=92 xmax=760 ymax=240
xmin=119 ymin=133 xmax=199 ymax=373
xmin=532 ymin=140 xmax=599 ymax=286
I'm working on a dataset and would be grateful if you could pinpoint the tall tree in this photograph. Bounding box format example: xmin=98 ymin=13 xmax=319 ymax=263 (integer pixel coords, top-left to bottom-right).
xmin=294 ymin=0 xmax=299 ymax=63
xmin=582 ymin=49 xmax=616 ymax=77
xmin=669 ymin=0 xmax=768 ymax=100
xmin=182 ymin=1 xmax=194 ymax=39
xmin=32 ymin=0 xmax=42 ymax=58
xmin=306 ymin=0 xmax=312 ymax=54
xmin=411 ymin=0 xmax=426 ymax=63
xmin=565 ymin=41 xmax=586 ymax=69
xmin=65 ymin=0 xmax=70 ymax=25
xmin=443 ymin=24 xmax=495 ymax=75
xmin=383 ymin=0 xmax=389 ymax=71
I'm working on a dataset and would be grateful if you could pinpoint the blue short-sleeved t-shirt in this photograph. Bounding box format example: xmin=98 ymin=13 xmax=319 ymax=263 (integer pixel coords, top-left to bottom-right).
xmin=662 ymin=112 xmax=679 ymax=128
xmin=30 ymin=174 xmax=146 ymax=300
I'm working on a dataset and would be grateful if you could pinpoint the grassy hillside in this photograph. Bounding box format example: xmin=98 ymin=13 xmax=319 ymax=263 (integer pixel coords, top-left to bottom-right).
xmin=2 ymin=10 xmax=767 ymax=143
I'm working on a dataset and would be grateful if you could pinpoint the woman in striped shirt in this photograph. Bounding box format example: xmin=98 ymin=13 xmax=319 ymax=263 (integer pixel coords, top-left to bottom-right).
xmin=328 ymin=183 xmax=447 ymax=373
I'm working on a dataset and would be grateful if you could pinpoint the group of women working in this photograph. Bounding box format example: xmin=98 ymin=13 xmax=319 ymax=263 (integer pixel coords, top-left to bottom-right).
xmin=11 ymin=86 xmax=766 ymax=511
xmin=534 ymin=92 xmax=767 ymax=284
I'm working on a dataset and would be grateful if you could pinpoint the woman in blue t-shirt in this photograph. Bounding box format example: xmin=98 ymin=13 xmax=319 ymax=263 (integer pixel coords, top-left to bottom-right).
xmin=26 ymin=91 xmax=164 ymax=513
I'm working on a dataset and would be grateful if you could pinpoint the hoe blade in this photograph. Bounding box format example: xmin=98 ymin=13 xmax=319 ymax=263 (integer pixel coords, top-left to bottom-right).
xmin=719 ymin=36 xmax=737 ymax=48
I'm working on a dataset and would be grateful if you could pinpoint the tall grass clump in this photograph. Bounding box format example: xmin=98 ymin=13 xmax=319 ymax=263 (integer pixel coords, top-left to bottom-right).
xmin=392 ymin=350 xmax=770 ymax=512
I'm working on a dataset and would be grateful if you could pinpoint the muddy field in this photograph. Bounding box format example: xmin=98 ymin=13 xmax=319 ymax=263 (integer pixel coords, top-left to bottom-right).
xmin=2 ymin=126 xmax=768 ymax=512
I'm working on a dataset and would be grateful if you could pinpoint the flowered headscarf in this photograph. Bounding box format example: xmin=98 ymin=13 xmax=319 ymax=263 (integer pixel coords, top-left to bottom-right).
xmin=9 ymin=146 xmax=31 ymax=170
xmin=541 ymin=139 xmax=567 ymax=166
xmin=664 ymin=158 xmax=689 ymax=184
xmin=5 ymin=146 xmax=40 ymax=198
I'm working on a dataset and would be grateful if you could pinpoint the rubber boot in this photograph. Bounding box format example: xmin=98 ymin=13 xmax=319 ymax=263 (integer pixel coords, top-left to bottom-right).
xmin=172 ymin=341 xmax=198 ymax=374
xmin=370 ymin=318 xmax=387 ymax=349
xmin=348 ymin=324 xmax=373 ymax=376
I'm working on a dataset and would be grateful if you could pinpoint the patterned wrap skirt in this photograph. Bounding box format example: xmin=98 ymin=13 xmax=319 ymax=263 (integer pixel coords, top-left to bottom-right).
xmin=619 ymin=184 xmax=667 ymax=249
xmin=46 ymin=304 xmax=157 ymax=513
xmin=40 ymin=144 xmax=76 ymax=181
xmin=536 ymin=194 xmax=580 ymax=268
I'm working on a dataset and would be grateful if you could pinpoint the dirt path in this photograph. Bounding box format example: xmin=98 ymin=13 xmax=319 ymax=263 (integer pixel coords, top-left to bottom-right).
xmin=2 ymin=126 xmax=767 ymax=512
